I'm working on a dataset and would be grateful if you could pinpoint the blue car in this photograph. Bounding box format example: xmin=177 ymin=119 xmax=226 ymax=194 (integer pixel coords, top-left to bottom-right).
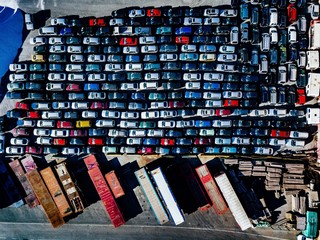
xmin=205 ymin=147 xmax=221 ymax=154
xmin=182 ymin=63 xmax=197 ymax=71
xmin=195 ymin=120 xmax=211 ymax=128
xmin=143 ymin=138 xmax=159 ymax=146
xmin=172 ymin=147 xmax=190 ymax=154
xmin=60 ymin=27 xmax=73 ymax=35
xmin=84 ymin=83 xmax=99 ymax=91
xmin=126 ymin=55 xmax=140 ymax=62
xmin=204 ymin=82 xmax=220 ymax=90
xmin=185 ymin=91 xmax=202 ymax=99
xmin=222 ymin=147 xmax=237 ymax=154
xmin=144 ymin=63 xmax=161 ymax=71
xmin=175 ymin=26 xmax=192 ymax=35
xmin=240 ymin=3 xmax=249 ymax=20
xmin=165 ymin=130 xmax=183 ymax=137
xmin=131 ymin=93 xmax=145 ymax=100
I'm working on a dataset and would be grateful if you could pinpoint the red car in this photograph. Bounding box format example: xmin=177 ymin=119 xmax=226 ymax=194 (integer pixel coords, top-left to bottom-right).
xmin=27 ymin=111 xmax=40 ymax=119
xmin=147 ymin=8 xmax=161 ymax=17
xmin=88 ymin=138 xmax=104 ymax=145
xmin=89 ymin=18 xmax=107 ymax=26
xmin=223 ymin=100 xmax=239 ymax=107
xmin=287 ymin=4 xmax=297 ymax=23
xmin=57 ymin=121 xmax=73 ymax=128
xmin=160 ymin=138 xmax=175 ymax=146
xmin=194 ymin=138 xmax=213 ymax=145
xmin=175 ymin=36 xmax=189 ymax=44
xmin=26 ymin=146 xmax=43 ymax=154
xmin=297 ymin=88 xmax=306 ymax=105
xmin=53 ymin=138 xmax=67 ymax=146
xmin=70 ymin=129 xmax=88 ymax=137
xmin=119 ymin=37 xmax=138 ymax=46
xmin=137 ymin=147 xmax=154 ymax=154
xmin=15 ymin=102 xmax=29 ymax=110
xmin=270 ymin=130 xmax=290 ymax=138
xmin=66 ymin=83 xmax=82 ymax=91
xmin=215 ymin=109 xmax=231 ymax=116
xmin=90 ymin=102 xmax=107 ymax=109
xmin=169 ymin=101 xmax=185 ymax=108
xmin=12 ymin=128 xmax=30 ymax=137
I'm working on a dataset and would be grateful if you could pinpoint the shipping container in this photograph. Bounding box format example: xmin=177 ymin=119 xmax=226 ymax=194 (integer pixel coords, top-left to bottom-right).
xmin=21 ymin=155 xmax=37 ymax=173
xmin=105 ymin=171 xmax=125 ymax=198
xmin=135 ymin=168 xmax=169 ymax=225
xmin=8 ymin=159 xmax=39 ymax=208
xmin=195 ymin=165 xmax=228 ymax=214
xmin=54 ymin=163 xmax=84 ymax=213
xmin=150 ymin=167 xmax=185 ymax=226
xmin=40 ymin=167 xmax=72 ymax=217
xmin=179 ymin=163 xmax=211 ymax=211
xmin=303 ymin=211 xmax=318 ymax=238
xmin=26 ymin=169 xmax=64 ymax=228
xmin=214 ymin=172 xmax=252 ymax=231
xmin=84 ymin=155 xmax=125 ymax=228
xmin=0 ymin=160 xmax=22 ymax=207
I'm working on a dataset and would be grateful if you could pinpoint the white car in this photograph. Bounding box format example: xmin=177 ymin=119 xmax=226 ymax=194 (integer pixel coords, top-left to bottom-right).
xmin=42 ymin=111 xmax=62 ymax=119
xmin=220 ymin=9 xmax=237 ymax=17
xmin=109 ymin=18 xmax=124 ymax=26
xmin=51 ymin=18 xmax=68 ymax=25
xmin=159 ymin=110 xmax=177 ymax=118
xmin=185 ymin=82 xmax=201 ymax=89
xmin=48 ymin=73 xmax=66 ymax=81
xmin=66 ymin=64 xmax=84 ymax=72
xmin=49 ymin=45 xmax=66 ymax=53
xmin=82 ymin=111 xmax=98 ymax=118
xmin=288 ymin=26 xmax=297 ymax=44
xmin=61 ymin=147 xmax=81 ymax=155
xmin=71 ymin=102 xmax=90 ymax=110
xmin=139 ymin=82 xmax=158 ymax=90
xmin=231 ymin=137 xmax=250 ymax=145
xmin=159 ymin=54 xmax=178 ymax=61
xmin=123 ymin=46 xmax=139 ymax=54
xmin=215 ymin=138 xmax=231 ymax=145
xmin=212 ymin=120 xmax=232 ymax=127
xmin=248 ymin=109 xmax=268 ymax=117
xmin=36 ymin=137 xmax=53 ymax=145
xmin=217 ymin=54 xmax=237 ymax=62
xmin=9 ymin=73 xmax=28 ymax=82
xmin=95 ymin=120 xmax=115 ymax=127
xmin=83 ymin=37 xmax=100 ymax=45
xmin=141 ymin=111 xmax=160 ymax=119
xmin=139 ymin=36 xmax=156 ymax=44
xmin=31 ymin=102 xmax=51 ymax=110
xmin=46 ymin=83 xmax=65 ymax=91
xmin=67 ymin=46 xmax=83 ymax=53
xmin=10 ymin=138 xmax=29 ymax=146
xmin=70 ymin=55 xmax=85 ymax=63
xmin=216 ymin=64 xmax=236 ymax=72
xmin=9 ymin=64 xmax=28 ymax=72
xmin=52 ymin=102 xmax=70 ymax=110
xmin=6 ymin=146 xmax=25 ymax=154
xmin=219 ymin=45 xmax=236 ymax=54
xmin=181 ymin=45 xmax=197 ymax=52
xmin=183 ymin=73 xmax=201 ymax=81
xmin=203 ymin=92 xmax=222 ymax=99
xmin=88 ymin=73 xmax=106 ymax=81
xmin=197 ymin=109 xmax=215 ymax=117
xmin=254 ymin=147 xmax=274 ymax=155
xmin=126 ymin=138 xmax=142 ymax=145
xmin=121 ymin=112 xmax=139 ymax=119
xmin=128 ymin=9 xmax=145 ymax=17
xmin=68 ymin=73 xmax=86 ymax=81
xmin=105 ymin=63 xmax=124 ymax=71
xmin=33 ymin=129 xmax=51 ymax=136
xmin=29 ymin=37 xmax=47 ymax=45
xmin=203 ymin=73 xmax=224 ymax=81
xmin=37 ymin=120 xmax=55 ymax=128
xmin=125 ymin=63 xmax=143 ymax=71
xmin=108 ymin=129 xmax=128 ymax=137
xmin=120 ymin=147 xmax=136 ymax=154
xmin=222 ymin=91 xmax=242 ymax=99
xmin=285 ymin=139 xmax=305 ymax=148
xmin=102 ymin=110 xmax=120 ymax=118
xmin=145 ymin=73 xmax=160 ymax=81
xmin=141 ymin=45 xmax=158 ymax=53
xmin=268 ymin=109 xmax=287 ymax=117
xmin=51 ymin=130 xmax=70 ymax=137
xmin=184 ymin=17 xmax=202 ymax=25
xmin=205 ymin=100 xmax=223 ymax=107
xmin=158 ymin=120 xmax=175 ymax=128
xmin=289 ymin=131 xmax=309 ymax=139
xmin=128 ymin=130 xmax=146 ymax=137
xmin=204 ymin=8 xmax=219 ymax=16
xmin=49 ymin=37 xmax=65 ymax=45
xmin=119 ymin=121 xmax=139 ymax=128
xmin=120 ymin=83 xmax=138 ymax=90
xmin=269 ymin=138 xmax=286 ymax=146
xmin=150 ymin=101 xmax=168 ymax=109
xmin=147 ymin=129 xmax=164 ymax=137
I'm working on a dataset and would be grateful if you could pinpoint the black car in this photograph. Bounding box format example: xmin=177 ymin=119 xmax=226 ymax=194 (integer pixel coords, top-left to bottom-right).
xmin=184 ymin=129 xmax=198 ymax=137
xmin=216 ymin=26 xmax=231 ymax=35
xmin=146 ymin=17 xmax=162 ymax=26
xmin=163 ymin=17 xmax=182 ymax=26
xmin=168 ymin=7 xmax=186 ymax=17
xmin=103 ymin=37 xmax=118 ymax=45
xmin=233 ymin=120 xmax=252 ymax=128
xmin=166 ymin=130 xmax=183 ymax=137
xmin=143 ymin=54 xmax=158 ymax=62
xmin=251 ymin=28 xmax=259 ymax=45
xmin=215 ymin=129 xmax=232 ymax=136
xmin=260 ymin=85 xmax=269 ymax=103
xmin=185 ymin=7 xmax=202 ymax=17
xmin=78 ymin=26 xmax=94 ymax=36
xmin=239 ymin=47 xmax=249 ymax=63
xmin=182 ymin=63 xmax=197 ymax=71
xmin=103 ymin=46 xmax=120 ymax=54
xmin=253 ymin=120 xmax=271 ymax=127
xmin=278 ymin=11 xmax=287 ymax=29
xmin=286 ymin=86 xmax=296 ymax=104
xmin=187 ymin=100 xmax=204 ymax=108
xmin=106 ymin=137 xmax=125 ymax=145
xmin=194 ymin=26 xmax=211 ymax=35
xmin=289 ymin=45 xmax=298 ymax=61
xmin=84 ymin=46 xmax=100 ymax=54
xmin=162 ymin=72 xmax=181 ymax=81
xmin=261 ymin=8 xmax=268 ymax=27
xmin=157 ymin=36 xmax=172 ymax=44
xmin=112 ymin=8 xmax=127 ymax=17
xmin=298 ymin=36 xmax=307 ymax=50
xmin=199 ymin=63 xmax=215 ymax=71
xmin=95 ymin=27 xmax=110 ymax=36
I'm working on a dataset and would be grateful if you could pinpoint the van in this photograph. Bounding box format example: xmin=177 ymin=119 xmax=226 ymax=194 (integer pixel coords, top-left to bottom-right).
xmin=269 ymin=8 xmax=278 ymax=26
xmin=259 ymin=55 xmax=268 ymax=74
xmin=76 ymin=120 xmax=92 ymax=128
xmin=260 ymin=33 xmax=270 ymax=52
xmin=306 ymin=73 xmax=320 ymax=97
xmin=38 ymin=26 xmax=57 ymax=35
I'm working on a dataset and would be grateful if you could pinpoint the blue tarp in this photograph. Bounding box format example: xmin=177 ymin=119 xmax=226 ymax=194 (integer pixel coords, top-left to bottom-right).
xmin=0 ymin=6 xmax=24 ymax=81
